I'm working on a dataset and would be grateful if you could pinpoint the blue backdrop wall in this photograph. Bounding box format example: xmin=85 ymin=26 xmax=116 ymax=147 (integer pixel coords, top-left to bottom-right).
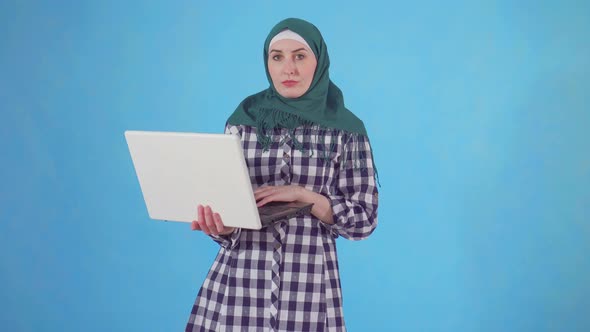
xmin=1 ymin=1 xmax=589 ymax=331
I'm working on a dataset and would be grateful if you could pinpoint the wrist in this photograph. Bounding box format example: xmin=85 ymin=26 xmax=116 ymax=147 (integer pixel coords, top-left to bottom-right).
xmin=297 ymin=186 xmax=313 ymax=203
xmin=295 ymin=187 xmax=334 ymax=224
xmin=218 ymin=227 xmax=235 ymax=236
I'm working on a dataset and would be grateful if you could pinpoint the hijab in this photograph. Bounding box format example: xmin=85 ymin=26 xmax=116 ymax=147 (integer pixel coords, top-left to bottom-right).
xmin=227 ymin=18 xmax=378 ymax=180
xmin=227 ymin=17 xmax=367 ymax=136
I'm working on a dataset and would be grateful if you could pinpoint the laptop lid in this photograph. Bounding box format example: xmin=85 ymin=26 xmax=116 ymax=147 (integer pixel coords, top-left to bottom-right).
xmin=125 ymin=130 xmax=263 ymax=230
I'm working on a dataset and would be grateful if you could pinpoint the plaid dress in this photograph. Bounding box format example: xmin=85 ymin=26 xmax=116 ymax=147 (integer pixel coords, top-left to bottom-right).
xmin=186 ymin=124 xmax=379 ymax=332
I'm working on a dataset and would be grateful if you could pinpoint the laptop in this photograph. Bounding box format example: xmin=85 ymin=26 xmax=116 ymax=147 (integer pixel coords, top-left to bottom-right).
xmin=124 ymin=130 xmax=313 ymax=230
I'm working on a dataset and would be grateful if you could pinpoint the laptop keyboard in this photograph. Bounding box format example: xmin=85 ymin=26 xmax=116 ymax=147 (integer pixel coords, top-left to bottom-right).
xmin=258 ymin=203 xmax=290 ymax=216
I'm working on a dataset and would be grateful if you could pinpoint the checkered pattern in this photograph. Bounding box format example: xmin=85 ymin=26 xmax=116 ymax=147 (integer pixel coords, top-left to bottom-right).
xmin=186 ymin=124 xmax=379 ymax=331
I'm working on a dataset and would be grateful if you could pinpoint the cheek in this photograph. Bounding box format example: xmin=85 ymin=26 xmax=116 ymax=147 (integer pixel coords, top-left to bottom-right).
xmin=267 ymin=63 xmax=279 ymax=82
xmin=304 ymin=62 xmax=317 ymax=81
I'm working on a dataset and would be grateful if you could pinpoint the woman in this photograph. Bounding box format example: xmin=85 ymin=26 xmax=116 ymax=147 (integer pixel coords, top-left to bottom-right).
xmin=187 ymin=18 xmax=379 ymax=332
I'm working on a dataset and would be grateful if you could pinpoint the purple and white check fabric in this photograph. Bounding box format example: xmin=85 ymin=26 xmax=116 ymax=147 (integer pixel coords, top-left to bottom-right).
xmin=186 ymin=124 xmax=379 ymax=332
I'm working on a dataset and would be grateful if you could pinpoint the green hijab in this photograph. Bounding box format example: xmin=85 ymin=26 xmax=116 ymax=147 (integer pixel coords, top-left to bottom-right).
xmin=227 ymin=18 xmax=367 ymax=140
xmin=227 ymin=18 xmax=378 ymax=182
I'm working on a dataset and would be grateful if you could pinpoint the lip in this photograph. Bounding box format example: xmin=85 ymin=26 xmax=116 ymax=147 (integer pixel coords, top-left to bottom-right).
xmin=282 ymin=80 xmax=298 ymax=87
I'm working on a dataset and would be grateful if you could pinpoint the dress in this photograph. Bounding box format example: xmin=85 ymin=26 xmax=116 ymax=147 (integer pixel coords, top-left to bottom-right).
xmin=186 ymin=123 xmax=379 ymax=332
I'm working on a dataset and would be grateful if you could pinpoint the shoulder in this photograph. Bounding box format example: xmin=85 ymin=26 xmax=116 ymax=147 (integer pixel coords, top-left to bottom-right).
xmin=226 ymin=90 xmax=269 ymax=125
xmin=224 ymin=123 xmax=256 ymax=136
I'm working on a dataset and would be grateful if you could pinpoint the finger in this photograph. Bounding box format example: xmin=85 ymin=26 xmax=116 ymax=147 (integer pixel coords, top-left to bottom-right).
xmin=256 ymin=197 xmax=275 ymax=207
xmin=255 ymin=185 xmax=273 ymax=191
xmin=197 ymin=204 xmax=205 ymax=223
xmin=254 ymin=186 xmax=274 ymax=195
xmin=255 ymin=188 xmax=277 ymax=201
xmin=254 ymin=189 xmax=266 ymax=199
xmin=198 ymin=219 xmax=210 ymax=235
xmin=197 ymin=205 xmax=211 ymax=234
xmin=204 ymin=206 xmax=218 ymax=235
xmin=191 ymin=220 xmax=201 ymax=231
xmin=213 ymin=213 xmax=225 ymax=233
xmin=192 ymin=205 xmax=205 ymax=231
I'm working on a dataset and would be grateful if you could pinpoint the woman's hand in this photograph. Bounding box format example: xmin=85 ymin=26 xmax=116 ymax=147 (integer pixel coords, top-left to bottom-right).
xmin=254 ymin=185 xmax=305 ymax=207
xmin=190 ymin=205 xmax=235 ymax=236
xmin=255 ymin=185 xmax=335 ymax=224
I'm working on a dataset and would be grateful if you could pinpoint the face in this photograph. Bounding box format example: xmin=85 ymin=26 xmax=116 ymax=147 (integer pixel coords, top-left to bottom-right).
xmin=267 ymin=39 xmax=317 ymax=99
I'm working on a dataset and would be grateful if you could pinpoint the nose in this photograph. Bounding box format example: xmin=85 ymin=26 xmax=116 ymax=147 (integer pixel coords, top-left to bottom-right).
xmin=283 ymin=59 xmax=297 ymax=75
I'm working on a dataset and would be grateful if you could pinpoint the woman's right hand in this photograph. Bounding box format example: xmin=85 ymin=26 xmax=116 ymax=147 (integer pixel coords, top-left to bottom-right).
xmin=191 ymin=205 xmax=235 ymax=236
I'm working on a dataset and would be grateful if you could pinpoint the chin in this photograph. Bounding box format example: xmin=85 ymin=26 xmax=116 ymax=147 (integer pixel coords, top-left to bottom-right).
xmin=278 ymin=90 xmax=304 ymax=99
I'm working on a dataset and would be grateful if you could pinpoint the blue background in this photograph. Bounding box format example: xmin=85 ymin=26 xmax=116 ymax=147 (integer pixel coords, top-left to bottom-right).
xmin=1 ymin=1 xmax=589 ymax=331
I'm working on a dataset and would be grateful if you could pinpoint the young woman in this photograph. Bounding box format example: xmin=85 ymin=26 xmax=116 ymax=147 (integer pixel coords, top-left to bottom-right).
xmin=187 ymin=18 xmax=379 ymax=332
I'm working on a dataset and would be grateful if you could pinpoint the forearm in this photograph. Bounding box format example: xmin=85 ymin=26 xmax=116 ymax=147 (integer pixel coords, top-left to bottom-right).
xmin=299 ymin=188 xmax=334 ymax=224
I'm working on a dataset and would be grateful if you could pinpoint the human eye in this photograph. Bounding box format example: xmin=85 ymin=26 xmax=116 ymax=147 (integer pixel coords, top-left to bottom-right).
xmin=295 ymin=53 xmax=306 ymax=60
xmin=270 ymin=53 xmax=283 ymax=61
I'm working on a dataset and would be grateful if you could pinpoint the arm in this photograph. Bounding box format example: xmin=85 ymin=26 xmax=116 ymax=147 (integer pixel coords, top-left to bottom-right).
xmin=300 ymin=190 xmax=334 ymax=224
xmin=191 ymin=204 xmax=241 ymax=249
xmin=253 ymin=133 xmax=379 ymax=240
xmin=254 ymin=185 xmax=334 ymax=224
xmin=322 ymin=133 xmax=379 ymax=240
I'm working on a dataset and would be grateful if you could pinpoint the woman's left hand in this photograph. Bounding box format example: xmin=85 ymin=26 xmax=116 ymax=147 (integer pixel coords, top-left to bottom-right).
xmin=254 ymin=185 xmax=306 ymax=207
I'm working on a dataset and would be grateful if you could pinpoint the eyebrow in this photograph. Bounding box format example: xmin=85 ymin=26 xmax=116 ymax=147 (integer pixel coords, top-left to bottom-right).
xmin=269 ymin=47 xmax=309 ymax=53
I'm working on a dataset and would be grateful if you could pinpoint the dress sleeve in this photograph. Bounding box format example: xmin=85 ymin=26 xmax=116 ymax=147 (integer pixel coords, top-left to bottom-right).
xmin=323 ymin=133 xmax=379 ymax=240
xmin=206 ymin=123 xmax=243 ymax=249
xmin=209 ymin=230 xmax=241 ymax=249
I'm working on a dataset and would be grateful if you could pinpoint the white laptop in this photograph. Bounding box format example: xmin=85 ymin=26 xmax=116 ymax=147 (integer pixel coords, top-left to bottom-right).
xmin=124 ymin=130 xmax=313 ymax=230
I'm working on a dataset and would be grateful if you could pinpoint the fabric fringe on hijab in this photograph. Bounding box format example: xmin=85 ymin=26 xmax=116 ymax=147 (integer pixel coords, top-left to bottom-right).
xmin=250 ymin=107 xmax=380 ymax=185
xmin=226 ymin=18 xmax=380 ymax=186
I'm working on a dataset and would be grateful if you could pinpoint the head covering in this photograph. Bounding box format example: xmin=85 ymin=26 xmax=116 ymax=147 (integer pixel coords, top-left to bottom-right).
xmin=269 ymin=29 xmax=311 ymax=50
xmin=227 ymin=17 xmax=367 ymax=137
xmin=227 ymin=18 xmax=377 ymax=179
